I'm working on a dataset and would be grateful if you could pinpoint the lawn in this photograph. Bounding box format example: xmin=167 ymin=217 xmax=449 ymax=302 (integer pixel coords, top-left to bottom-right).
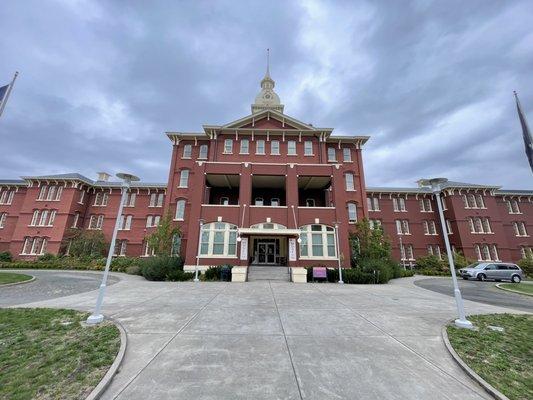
xmin=0 ymin=308 xmax=120 ymax=400
xmin=0 ymin=272 xmax=33 ymax=285
xmin=499 ymin=283 xmax=533 ymax=296
xmin=447 ymin=314 xmax=533 ymax=400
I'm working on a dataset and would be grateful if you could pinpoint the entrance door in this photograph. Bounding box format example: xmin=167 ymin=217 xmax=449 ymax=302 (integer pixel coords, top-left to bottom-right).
xmin=257 ymin=241 xmax=277 ymax=265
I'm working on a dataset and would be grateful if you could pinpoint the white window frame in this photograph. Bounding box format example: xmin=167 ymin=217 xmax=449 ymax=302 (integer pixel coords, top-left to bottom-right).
xmin=367 ymin=197 xmax=380 ymax=211
xmin=270 ymin=140 xmax=280 ymax=155
xmin=30 ymin=210 xmax=39 ymax=226
xmin=182 ymin=144 xmax=192 ymax=159
xmin=345 ymin=173 xmax=355 ymax=191
xmin=124 ymin=192 xmax=136 ymax=207
xmin=199 ymin=222 xmax=238 ymax=258
xmin=343 ymin=147 xmax=352 ymax=162
xmin=347 ymin=203 xmax=357 ymax=223
xmin=256 ymin=139 xmax=265 ymax=155
xmin=199 ymin=144 xmax=208 ymax=159
xmin=224 ymin=139 xmax=233 ymax=154
xmin=240 ymin=139 xmax=249 ymax=154
xmin=0 ymin=212 xmax=6 ymax=228
xmin=393 ymin=197 xmax=407 ymax=212
xmin=327 ymin=147 xmax=336 ymax=162
xmin=179 ymin=170 xmax=189 ymax=188
xmin=446 ymin=219 xmax=453 ymax=234
xmin=78 ymin=190 xmax=85 ymax=204
xmin=72 ymin=212 xmax=80 ymax=228
xmin=175 ymin=199 xmax=186 ymax=220
xmin=287 ymin=140 xmax=296 ymax=155
xmin=304 ymin=141 xmax=313 ymax=156
xmin=299 ymin=224 xmax=337 ymax=259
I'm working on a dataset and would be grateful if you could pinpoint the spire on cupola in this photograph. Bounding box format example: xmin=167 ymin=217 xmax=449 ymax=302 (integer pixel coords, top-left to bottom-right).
xmin=251 ymin=49 xmax=284 ymax=114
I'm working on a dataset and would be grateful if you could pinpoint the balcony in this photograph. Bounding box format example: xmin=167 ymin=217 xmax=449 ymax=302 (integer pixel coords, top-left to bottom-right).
xmin=204 ymin=174 xmax=239 ymax=205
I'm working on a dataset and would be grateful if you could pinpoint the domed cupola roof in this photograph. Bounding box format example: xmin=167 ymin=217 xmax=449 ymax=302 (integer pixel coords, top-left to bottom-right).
xmin=251 ymin=49 xmax=284 ymax=114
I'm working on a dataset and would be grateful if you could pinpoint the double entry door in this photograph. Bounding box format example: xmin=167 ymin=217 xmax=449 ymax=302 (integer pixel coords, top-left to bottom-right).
xmin=257 ymin=241 xmax=277 ymax=264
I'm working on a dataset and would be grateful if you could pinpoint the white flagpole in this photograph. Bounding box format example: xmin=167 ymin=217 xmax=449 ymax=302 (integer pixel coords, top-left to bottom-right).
xmin=0 ymin=71 xmax=19 ymax=118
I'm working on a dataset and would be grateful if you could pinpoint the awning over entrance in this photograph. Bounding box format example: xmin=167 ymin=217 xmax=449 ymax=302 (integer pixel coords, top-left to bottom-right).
xmin=238 ymin=228 xmax=300 ymax=236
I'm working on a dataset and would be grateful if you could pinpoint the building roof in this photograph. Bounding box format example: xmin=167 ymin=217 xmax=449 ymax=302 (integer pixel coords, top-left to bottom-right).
xmin=0 ymin=179 xmax=27 ymax=186
xmin=18 ymin=172 xmax=165 ymax=189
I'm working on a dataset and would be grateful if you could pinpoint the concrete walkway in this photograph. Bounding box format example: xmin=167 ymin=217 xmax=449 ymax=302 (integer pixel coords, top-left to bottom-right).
xmin=9 ymin=272 xmax=528 ymax=400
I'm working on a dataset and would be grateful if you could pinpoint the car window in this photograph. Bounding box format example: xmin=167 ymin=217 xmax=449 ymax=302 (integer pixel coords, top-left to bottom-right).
xmin=509 ymin=265 xmax=519 ymax=270
xmin=484 ymin=264 xmax=496 ymax=270
xmin=497 ymin=265 xmax=508 ymax=270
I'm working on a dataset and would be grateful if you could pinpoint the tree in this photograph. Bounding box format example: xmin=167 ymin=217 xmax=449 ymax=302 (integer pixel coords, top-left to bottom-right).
xmin=146 ymin=213 xmax=181 ymax=256
xmin=349 ymin=218 xmax=392 ymax=266
xmin=67 ymin=229 xmax=107 ymax=258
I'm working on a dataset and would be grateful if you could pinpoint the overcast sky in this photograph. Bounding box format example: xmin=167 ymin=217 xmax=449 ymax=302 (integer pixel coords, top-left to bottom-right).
xmin=1 ymin=0 xmax=532 ymax=189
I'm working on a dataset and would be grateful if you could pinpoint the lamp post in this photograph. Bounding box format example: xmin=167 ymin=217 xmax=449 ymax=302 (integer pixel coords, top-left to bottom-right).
xmin=87 ymin=173 xmax=140 ymax=325
xmin=194 ymin=219 xmax=205 ymax=282
xmin=334 ymin=223 xmax=344 ymax=284
xmin=418 ymin=178 xmax=473 ymax=329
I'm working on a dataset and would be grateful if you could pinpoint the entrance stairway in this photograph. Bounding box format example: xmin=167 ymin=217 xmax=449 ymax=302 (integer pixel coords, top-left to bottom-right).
xmin=247 ymin=266 xmax=290 ymax=282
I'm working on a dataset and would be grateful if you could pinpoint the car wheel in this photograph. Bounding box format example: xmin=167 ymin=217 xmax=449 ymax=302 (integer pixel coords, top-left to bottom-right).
xmin=477 ymin=274 xmax=486 ymax=281
xmin=511 ymin=275 xmax=521 ymax=284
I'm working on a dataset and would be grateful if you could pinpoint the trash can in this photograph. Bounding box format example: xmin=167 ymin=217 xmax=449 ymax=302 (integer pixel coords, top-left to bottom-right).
xmin=220 ymin=265 xmax=232 ymax=281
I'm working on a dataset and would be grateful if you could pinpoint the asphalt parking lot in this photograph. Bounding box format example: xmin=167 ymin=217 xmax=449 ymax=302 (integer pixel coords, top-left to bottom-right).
xmin=414 ymin=277 xmax=533 ymax=313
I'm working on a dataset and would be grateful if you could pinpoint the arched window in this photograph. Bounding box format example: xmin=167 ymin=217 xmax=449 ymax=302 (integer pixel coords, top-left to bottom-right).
xmin=179 ymin=170 xmax=189 ymax=188
xmin=199 ymin=222 xmax=238 ymax=257
xmin=347 ymin=203 xmax=357 ymax=223
xmin=175 ymin=199 xmax=186 ymax=220
xmin=171 ymin=234 xmax=182 ymax=256
xmin=345 ymin=173 xmax=355 ymax=191
xmin=299 ymin=224 xmax=336 ymax=258
xmin=199 ymin=144 xmax=208 ymax=159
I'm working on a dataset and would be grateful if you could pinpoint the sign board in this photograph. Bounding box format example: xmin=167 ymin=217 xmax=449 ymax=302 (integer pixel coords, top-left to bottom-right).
xmin=288 ymin=238 xmax=297 ymax=261
xmin=313 ymin=267 xmax=327 ymax=279
xmin=239 ymin=237 xmax=248 ymax=261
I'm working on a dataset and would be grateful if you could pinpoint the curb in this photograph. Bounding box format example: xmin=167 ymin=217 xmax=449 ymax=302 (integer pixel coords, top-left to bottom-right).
xmin=495 ymin=283 xmax=533 ymax=297
xmin=0 ymin=275 xmax=36 ymax=287
xmin=441 ymin=324 xmax=510 ymax=400
xmin=86 ymin=317 xmax=128 ymax=400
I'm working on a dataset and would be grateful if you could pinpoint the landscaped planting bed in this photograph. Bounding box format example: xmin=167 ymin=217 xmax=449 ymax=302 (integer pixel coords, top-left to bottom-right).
xmin=0 ymin=271 xmax=33 ymax=285
xmin=0 ymin=308 xmax=120 ymax=400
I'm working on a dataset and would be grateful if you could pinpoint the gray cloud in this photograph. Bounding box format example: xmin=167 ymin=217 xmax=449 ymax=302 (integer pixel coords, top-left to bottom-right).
xmin=0 ymin=0 xmax=532 ymax=188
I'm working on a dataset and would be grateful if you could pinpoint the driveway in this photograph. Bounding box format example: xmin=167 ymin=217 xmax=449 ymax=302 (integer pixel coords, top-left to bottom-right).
xmin=0 ymin=269 xmax=119 ymax=307
xmin=5 ymin=272 xmax=527 ymax=400
xmin=414 ymin=277 xmax=533 ymax=313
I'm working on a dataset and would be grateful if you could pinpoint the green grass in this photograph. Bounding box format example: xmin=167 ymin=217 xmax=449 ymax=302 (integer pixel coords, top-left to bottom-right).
xmin=0 ymin=308 xmax=120 ymax=400
xmin=499 ymin=283 xmax=533 ymax=296
xmin=447 ymin=314 xmax=533 ymax=400
xmin=0 ymin=272 xmax=33 ymax=285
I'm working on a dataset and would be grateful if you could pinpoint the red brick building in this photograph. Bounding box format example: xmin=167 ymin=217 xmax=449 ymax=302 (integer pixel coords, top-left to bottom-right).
xmin=1 ymin=70 xmax=532 ymax=268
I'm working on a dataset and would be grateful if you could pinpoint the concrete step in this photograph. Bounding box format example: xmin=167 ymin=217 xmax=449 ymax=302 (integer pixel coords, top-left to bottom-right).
xmin=247 ymin=266 xmax=290 ymax=282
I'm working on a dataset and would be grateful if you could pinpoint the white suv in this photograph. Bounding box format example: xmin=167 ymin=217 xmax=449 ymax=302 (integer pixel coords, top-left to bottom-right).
xmin=459 ymin=263 xmax=523 ymax=283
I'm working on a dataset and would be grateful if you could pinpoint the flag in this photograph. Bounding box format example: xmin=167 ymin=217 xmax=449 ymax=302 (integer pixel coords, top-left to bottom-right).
xmin=0 ymin=72 xmax=18 ymax=118
xmin=514 ymin=91 xmax=533 ymax=173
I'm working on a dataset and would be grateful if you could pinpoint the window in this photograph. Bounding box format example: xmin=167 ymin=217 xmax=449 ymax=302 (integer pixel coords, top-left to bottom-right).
xmin=401 ymin=244 xmax=414 ymax=261
xmin=299 ymin=224 xmax=336 ymax=258
xmin=46 ymin=186 xmax=56 ymax=201
xmin=304 ymin=141 xmax=313 ymax=155
xmin=240 ymin=139 xmax=249 ymax=154
xmin=256 ymin=140 xmax=265 ymax=154
xmin=94 ymin=192 xmax=109 ymax=206
xmin=441 ymin=197 xmax=448 ymax=210
xmin=78 ymin=190 xmax=85 ymax=204
xmin=114 ymin=240 xmax=127 ymax=256
xmin=423 ymin=220 xmax=437 ymax=235
xmin=287 ymin=140 xmax=296 ymax=155
xmin=199 ymin=144 xmax=208 ymax=159
xmin=182 ymin=144 xmax=192 ymax=158
xmin=21 ymin=237 xmax=47 ymax=255
xmin=345 ymin=173 xmax=355 ymax=191
xmin=149 ymin=193 xmax=164 ymax=207
xmin=367 ymin=197 xmax=380 ymax=211
xmin=396 ymin=219 xmax=410 ymax=235
xmin=71 ymin=212 xmax=80 ymax=228
xmin=305 ymin=198 xmax=315 ymax=207
xmin=179 ymin=170 xmax=189 ymax=188
xmin=347 ymin=203 xmax=357 ymax=223
xmin=89 ymin=215 xmax=104 ymax=230
xmin=475 ymin=244 xmax=497 ymax=261
xmin=463 ymin=193 xmax=483 ymax=209
xmin=47 ymin=210 xmax=56 ymax=226
xmin=270 ymin=140 xmax=280 ymax=155
xmin=446 ymin=219 xmax=453 ymax=234
xmin=142 ymin=241 xmax=156 ymax=257
xmin=491 ymin=245 xmax=499 ymax=261
xmin=393 ymin=197 xmax=407 ymax=212
xmin=369 ymin=219 xmax=382 ymax=230
xmin=475 ymin=194 xmax=485 ymax=208
xmin=520 ymin=246 xmax=533 ymax=259
xmin=146 ymin=215 xmax=153 ymax=227
xmin=271 ymin=198 xmax=280 ymax=207
xmin=220 ymin=197 xmax=229 ymax=205
xmin=506 ymin=199 xmax=521 ymax=214
xmin=124 ymin=192 xmax=136 ymax=207
xmin=39 ymin=210 xmax=49 ymax=227
xmin=419 ymin=198 xmax=432 ymax=212
xmin=119 ymin=215 xmax=132 ymax=230
xmin=199 ymin=222 xmax=238 ymax=257
xmin=0 ymin=212 xmax=6 ymax=228
xmin=171 ymin=234 xmax=182 ymax=256
xmin=254 ymin=197 xmax=264 ymax=206
xmin=469 ymin=217 xmax=492 ymax=234
xmin=327 ymin=147 xmax=336 ymax=162
xmin=38 ymin=186 xmax=47 ymax=200
xmin=343 ymin=148 xmax=352 ymax=162
xmin=30 ymin=210 xmax=39 ymax=226
xmin=427 ymin=244 xmax=442 ymax=259
xmin=175 ymin=199 xmax=186 ymax=220
xmin=513 ymin=222 xmax=528 ymax=237
xmin=224 ymin=139 xmax=233 ymax=154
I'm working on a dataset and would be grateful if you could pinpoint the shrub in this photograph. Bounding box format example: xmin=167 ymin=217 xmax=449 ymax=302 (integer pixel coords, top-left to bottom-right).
xmin=415 ymin=255 xmax=449 ymax=272
xmin=343 ymin=268 xmax=375 ymax=284
xmin=0 ymin=251 xmax=12 ymax=262
xmin=358 ymin=257 xmax=396 ymax=283
xmin=416 ymin=269 xmax=450 ymax=276
xmin=110 ymin=257 xmax=140 ymax=273
xmin=125 ymin=265 xmax=142 ymax=275
xmin=38 ymin=253 xmax=61 ymax=262
xmin=204 ymin=265 xmax=233 ymax=281
xmin=140 ymin=256 xmax=184 ymax=281
xmin=453 ymin=251 xmax=476 ymax=269
xmin=167 ymin=269 xmax=194 ymax=281
xmin=67 ymin=230 xmax=108 ymax=258
xmin=517 ymin=258 xmax=533 ymax=277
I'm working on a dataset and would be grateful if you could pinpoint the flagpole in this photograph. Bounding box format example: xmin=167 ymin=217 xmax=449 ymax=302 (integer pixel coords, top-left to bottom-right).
xmin=0 ymin=71 xmax=19 ymax=118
